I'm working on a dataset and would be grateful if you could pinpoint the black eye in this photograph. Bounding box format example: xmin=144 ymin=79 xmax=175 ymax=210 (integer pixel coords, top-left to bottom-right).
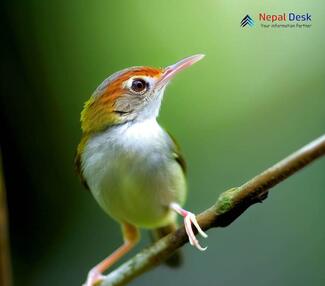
xmin=131 ymin=78 xmax=147 ymax=93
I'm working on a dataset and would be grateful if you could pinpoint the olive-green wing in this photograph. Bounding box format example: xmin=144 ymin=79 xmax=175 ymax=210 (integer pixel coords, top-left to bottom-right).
xmin=74 ymin=135 xmax=90 ymax=190
xmin=166 ymin=130 xmax=187 ymax=175
xmin=74 ymin=152 xmax=89 ymax=190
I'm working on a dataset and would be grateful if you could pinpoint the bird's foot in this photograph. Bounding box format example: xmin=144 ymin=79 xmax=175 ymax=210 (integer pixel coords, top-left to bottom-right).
xmin=84 ymin=269 xmax=105 ymax=286
xmin=170 ymin=202 xmax=208 ymax=251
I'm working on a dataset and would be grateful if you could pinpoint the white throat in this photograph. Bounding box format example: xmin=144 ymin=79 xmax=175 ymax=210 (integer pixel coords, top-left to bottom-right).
xmin=135 ymin=86 xmax=166 ymax=121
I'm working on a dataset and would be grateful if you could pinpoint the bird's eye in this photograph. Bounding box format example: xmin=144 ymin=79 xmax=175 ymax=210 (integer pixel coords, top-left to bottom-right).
xmin=130 ymin=78 xmax=148 ymax=94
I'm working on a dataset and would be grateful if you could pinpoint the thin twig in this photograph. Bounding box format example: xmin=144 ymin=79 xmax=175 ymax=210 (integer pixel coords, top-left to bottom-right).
xmin=99 ymin=134 xmax=325 ymax=286
xmin=0 ymin=153 xmax=12 ymax=286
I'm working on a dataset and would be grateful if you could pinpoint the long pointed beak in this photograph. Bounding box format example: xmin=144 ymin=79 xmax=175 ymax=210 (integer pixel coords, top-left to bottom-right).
xmin=156 ymin=54 xmax=205 ymax=89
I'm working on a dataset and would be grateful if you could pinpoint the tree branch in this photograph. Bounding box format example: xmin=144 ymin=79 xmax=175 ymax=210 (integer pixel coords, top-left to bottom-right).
xmin=100 ymin=134 xmax=325 ymax=286
xmin=0 ymin=153 xmax=12 ymax=286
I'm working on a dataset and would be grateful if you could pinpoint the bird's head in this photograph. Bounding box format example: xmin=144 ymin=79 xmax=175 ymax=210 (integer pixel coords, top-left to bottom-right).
xmin=81 ymin=54 xmax=204 ymax=133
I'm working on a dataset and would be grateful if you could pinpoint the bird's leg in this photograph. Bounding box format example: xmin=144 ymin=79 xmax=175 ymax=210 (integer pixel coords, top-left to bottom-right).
xmin=85 ymin=222 xmax=139 ymax=286
xmin=170 ymin=202 xmax=208 ymax=251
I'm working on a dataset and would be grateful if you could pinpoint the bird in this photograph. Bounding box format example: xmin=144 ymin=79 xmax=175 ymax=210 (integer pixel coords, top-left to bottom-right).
xmin=75 ymin=54 xmax=208 ymax=286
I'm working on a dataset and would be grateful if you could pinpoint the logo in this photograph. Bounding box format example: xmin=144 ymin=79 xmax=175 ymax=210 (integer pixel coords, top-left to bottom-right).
xmin=240 ymin=12 xmax=312 ymax=29
xmin=241 ymin=15 xmax=254 ymax=27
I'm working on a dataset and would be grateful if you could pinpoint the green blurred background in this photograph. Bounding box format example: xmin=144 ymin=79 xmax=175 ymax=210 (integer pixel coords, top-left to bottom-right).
xmin=1 ymin=1 xmax=324 ymax=285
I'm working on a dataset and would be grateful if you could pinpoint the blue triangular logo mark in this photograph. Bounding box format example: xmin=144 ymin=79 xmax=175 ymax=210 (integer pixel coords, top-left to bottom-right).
xmin=241 ymin=15 xmax=254 ymax=27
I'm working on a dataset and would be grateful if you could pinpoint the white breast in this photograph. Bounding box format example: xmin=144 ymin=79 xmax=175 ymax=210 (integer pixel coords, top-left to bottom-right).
xmin=81 ymin=119 xmax=186 ymax=228
xmin=82 ymin=119 xmax=166 ymax=189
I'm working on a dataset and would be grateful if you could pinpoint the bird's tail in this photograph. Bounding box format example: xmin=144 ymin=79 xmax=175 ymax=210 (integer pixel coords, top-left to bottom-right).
xmin=151 ymin=223 xmax=183 ymax=267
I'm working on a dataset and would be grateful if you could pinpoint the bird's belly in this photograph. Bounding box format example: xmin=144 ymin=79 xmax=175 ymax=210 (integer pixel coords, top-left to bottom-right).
xmin=84 ymin=148 xmax=186 ymax=228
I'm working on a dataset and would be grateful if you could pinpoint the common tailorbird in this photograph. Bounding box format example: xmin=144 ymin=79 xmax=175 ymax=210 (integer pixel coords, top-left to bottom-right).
xmin=75 ymin=54 xmax=208 ymax=286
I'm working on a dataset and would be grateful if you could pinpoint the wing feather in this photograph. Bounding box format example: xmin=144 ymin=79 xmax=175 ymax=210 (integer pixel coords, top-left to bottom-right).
xmin=74 ymin=135 xmax=90 ymax=190
xmin=166 ymin=130 xmax=187 ymax=174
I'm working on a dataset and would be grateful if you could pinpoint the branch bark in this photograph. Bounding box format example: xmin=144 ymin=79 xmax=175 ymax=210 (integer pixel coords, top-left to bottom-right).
xmin=100 ymin=134 xmax=325 ymax=286
xmin=0 ymin=153 xmax=12 ymax=286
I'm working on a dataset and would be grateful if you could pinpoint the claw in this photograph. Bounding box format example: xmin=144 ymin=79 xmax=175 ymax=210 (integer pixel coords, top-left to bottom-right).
xmin=184 ymin=212 xmax=208 ymax=251
xmin=170 ymin=203 xmax=208 ymax=251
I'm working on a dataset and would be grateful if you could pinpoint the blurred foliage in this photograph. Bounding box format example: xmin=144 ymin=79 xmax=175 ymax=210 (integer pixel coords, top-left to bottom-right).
xmin=1 ymin=1 xmax=324 ymax=286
